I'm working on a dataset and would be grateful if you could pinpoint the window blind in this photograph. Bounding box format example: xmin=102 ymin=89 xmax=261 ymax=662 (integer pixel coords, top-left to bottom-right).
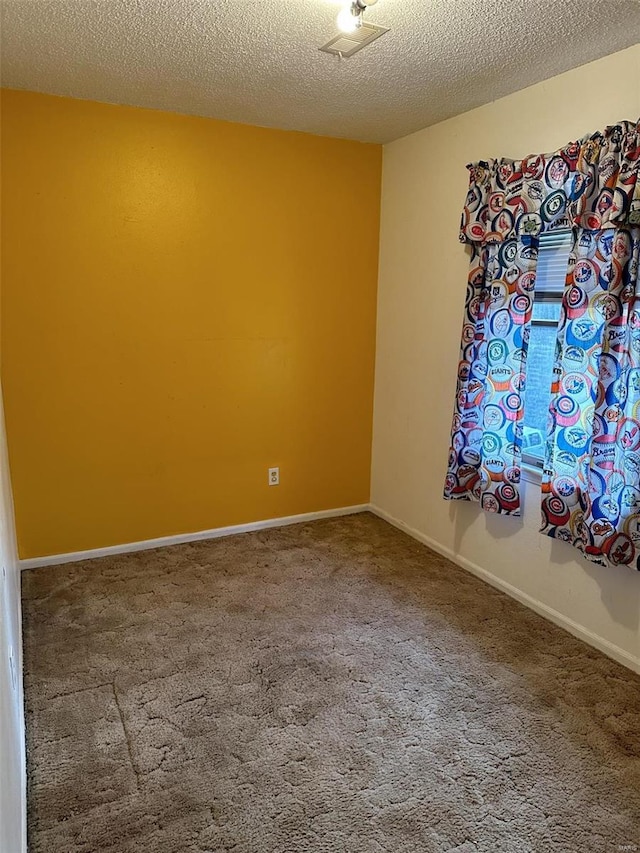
xmin=535 ymin=229 xmax=572 ymax=297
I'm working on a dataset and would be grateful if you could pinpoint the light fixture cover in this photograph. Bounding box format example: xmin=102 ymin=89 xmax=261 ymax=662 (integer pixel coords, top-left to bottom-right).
xmin=320 ymin=21 xmax=389 ymax=58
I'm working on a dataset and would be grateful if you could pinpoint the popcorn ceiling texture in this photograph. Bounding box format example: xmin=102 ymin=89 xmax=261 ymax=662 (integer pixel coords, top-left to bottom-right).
xmin=1 ymin=0 xmax=640 ymax=143
xmin=23 ymin=513 xmax=640 ymax=853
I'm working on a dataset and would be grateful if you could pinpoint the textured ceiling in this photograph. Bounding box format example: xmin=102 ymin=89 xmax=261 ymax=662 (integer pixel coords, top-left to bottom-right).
xmin=1 ymin=0 xmax=639 ymax=143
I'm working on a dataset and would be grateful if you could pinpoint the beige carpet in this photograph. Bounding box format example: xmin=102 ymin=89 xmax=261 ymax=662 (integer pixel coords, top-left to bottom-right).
xmin=22 ymin=512 xmax=640 ymax=853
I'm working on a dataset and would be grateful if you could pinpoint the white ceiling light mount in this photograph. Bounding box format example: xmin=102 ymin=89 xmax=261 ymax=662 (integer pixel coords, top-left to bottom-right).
xmin=321 ymin=0 xmax=388 ymax=59
xmin=336 ymin=0 xmax=378 ymax=34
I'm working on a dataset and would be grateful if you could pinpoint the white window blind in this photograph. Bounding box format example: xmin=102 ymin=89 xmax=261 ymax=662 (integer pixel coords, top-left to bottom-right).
xmin=532 ymin=229 xmax=573 ymax=298
xmin=522 ymin=230 xmax=572 ymax=466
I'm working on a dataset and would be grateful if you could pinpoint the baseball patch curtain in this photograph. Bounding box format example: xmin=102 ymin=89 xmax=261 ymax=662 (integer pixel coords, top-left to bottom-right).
xmin=444 ymin=119 xmax=640 ymax=571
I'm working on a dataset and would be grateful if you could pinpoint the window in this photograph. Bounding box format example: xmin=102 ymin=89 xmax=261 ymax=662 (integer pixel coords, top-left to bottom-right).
xmin=522 ymin=229 xmax=572 ymax=468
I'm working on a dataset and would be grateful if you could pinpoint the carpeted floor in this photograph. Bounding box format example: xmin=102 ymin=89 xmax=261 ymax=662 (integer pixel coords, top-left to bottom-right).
xmin=22 ymin=512 xmax=640 ymax=853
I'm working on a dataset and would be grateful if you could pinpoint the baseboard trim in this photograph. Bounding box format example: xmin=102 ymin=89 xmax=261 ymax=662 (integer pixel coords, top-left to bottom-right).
xmin=369 ymin=504 xmax=640 ymax=676
xmin=19 ymin=504 xmax=370 ymax=571
xmin=20 ymin=501 xmax=639 ymax=674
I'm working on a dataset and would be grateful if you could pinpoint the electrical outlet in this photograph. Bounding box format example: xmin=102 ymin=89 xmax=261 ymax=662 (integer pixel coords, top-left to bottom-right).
xmin=268 ymin=467 xmax=279 ymax=486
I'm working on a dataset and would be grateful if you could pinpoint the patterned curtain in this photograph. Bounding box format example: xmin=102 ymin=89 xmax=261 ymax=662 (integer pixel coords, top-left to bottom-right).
xmin=442 ymin=230 xmax=537 ymax=516
xmin=541 ymin=225 xmax=640 ymax=569
xmin=444 ymin=119 xmax=640 ymax=570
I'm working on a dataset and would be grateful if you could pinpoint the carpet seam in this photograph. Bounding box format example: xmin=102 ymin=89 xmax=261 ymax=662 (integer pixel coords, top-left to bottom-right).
xmin=112 ymin=682 xmax=141 ymax=792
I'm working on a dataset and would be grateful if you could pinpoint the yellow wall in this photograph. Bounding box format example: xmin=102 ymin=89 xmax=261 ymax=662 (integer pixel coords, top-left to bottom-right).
xmin=1 ymin=89 xmax=381 ymax=558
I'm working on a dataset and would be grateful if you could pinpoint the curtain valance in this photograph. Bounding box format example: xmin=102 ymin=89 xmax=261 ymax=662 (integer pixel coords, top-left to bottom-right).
xmin=460 ymin=119 xmax=640 ymax=245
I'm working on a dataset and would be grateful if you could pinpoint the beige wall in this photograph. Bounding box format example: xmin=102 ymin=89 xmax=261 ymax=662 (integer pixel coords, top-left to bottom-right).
xmin=371 ymin=46 xmax=640 ymax=672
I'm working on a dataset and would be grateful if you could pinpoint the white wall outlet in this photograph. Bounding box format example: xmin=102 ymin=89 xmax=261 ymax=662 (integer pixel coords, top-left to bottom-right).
xmin=268 ymin=467 xmax=280 ymax=486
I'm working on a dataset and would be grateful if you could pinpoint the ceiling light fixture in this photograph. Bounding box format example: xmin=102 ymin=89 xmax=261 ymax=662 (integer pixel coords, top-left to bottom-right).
xmin=336 ymin=0 xmax=378 ymax=34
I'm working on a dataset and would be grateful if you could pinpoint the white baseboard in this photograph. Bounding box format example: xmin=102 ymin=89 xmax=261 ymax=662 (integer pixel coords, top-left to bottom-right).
xmin=19 ymin=504 xmax=370 ymax=571
xmin=19 ymin=500 xmax=639 ymax=675
xmin=369 ymin=504 xmax=640 ymax=676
